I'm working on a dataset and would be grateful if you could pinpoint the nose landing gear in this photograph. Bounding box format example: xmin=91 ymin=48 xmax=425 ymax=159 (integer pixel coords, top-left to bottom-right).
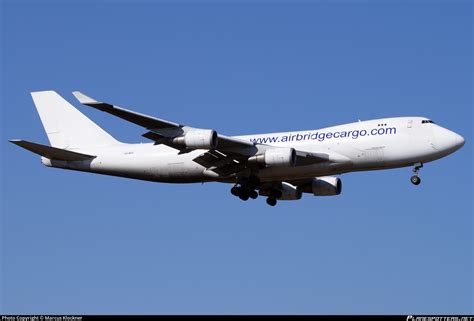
xmin=410 ymin=163 xmax=423 ymax=185
xmin=410 ymin=175 xmax=421 ymax=185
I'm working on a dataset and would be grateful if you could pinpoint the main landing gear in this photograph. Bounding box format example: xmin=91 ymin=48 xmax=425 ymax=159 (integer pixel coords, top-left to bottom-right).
xmin=410 ymin=162 xmax=423 ymax=186
xmin=265 ymin=189 xmax=282 ymax=207
xmin=231 ymin=185 xmax=258 ymax=201
xmin=266 ymin=197 xmax=277 ymax=207
xmin=231 ymin=184 xmax=282 ymax=206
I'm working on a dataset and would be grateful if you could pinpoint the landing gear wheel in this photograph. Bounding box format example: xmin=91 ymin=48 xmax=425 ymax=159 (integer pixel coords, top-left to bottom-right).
xmin=239 ymin=195 xmax=249 ymax=201
xmin=411 ymin=162 xmax=423 ymax=186
xmin=239 ymin=193 xmax=249 ymax=201
xmin=411 ymin=175 xmax=421 ymax=185
xmin=231 ymin=186 xmax=241 ymax=197
xmin=249 ymin=190 xmax=258 ymax=199
xmin=266 ymin=197 xmax=277 ymax=207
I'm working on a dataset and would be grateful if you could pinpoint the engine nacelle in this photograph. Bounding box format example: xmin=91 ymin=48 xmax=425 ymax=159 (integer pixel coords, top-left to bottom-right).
xmin=173 ymin=129 xmax=218 ymax=149
xmin=259 ymin=182 xmax=302 ymax=200
xmin=311 ymin=176 xmax=342 ymax=196
xmin=248 ymin=147 xmax=296 ymax=167
xmin=279 ymin=182 xmax=302 ymax=200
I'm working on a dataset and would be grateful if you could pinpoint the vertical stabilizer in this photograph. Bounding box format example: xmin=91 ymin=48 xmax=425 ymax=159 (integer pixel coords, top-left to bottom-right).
xmin=31 ymin=91 xmax=119 ymax=149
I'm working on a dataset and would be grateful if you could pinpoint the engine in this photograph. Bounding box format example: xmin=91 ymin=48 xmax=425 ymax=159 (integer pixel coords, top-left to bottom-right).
xmin=248 ymin=147 xmax=296 ymax=167
xmin=279 ymin=182 xmax=302 ymax=200
xmin=259 ymin=182 xmax=302 ymax=200
xmin=311 ymin=176 xmax=342 ymax=196
xmin=173 ymin=129 xmax=218 ymax=149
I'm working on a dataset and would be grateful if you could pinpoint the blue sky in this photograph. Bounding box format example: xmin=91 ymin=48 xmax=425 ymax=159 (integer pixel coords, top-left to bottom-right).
xmin=1 ymin=0 xmax=472 ymax=315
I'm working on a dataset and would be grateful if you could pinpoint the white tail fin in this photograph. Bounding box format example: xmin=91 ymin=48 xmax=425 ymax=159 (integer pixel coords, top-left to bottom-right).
xmin=31 ymin=91 xmax=119 ymax=149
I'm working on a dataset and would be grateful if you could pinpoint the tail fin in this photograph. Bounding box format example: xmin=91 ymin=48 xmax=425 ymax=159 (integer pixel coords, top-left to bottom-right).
xmin=31 ymin=91 xmax=119 ymax=149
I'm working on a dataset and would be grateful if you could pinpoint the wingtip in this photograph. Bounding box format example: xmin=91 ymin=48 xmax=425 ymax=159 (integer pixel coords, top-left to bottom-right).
xmin=30 ymin=90 xmax=58 ymax=98
xmin=72 ymin=91 xmax=99 ymax=104
xmin=9 ymin=139 xmax=25 ymax=147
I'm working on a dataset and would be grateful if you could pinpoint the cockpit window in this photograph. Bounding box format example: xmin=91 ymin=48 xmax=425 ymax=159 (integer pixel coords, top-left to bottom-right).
xmin=422 ymin=120 xmax=435 ymax=124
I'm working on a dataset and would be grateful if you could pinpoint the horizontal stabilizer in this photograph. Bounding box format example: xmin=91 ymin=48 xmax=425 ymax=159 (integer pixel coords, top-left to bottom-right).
xmin=10 ymin=139 xmax=96 ymax=161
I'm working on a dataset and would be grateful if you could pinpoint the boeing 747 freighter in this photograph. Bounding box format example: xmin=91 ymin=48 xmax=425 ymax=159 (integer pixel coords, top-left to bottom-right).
xmin=10 ymin=91 xmax=465 ymax=206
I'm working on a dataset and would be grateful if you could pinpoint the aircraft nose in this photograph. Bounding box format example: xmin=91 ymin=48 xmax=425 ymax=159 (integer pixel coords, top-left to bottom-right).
xmin=453 ymin=132 xmax=465 ymax=149
xmin=433 ymin=127 xmax=465 ymax=154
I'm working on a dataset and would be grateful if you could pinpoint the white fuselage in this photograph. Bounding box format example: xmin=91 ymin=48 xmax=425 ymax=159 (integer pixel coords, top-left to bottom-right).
xmin=43 ymin=117 xmax=464 ymax=184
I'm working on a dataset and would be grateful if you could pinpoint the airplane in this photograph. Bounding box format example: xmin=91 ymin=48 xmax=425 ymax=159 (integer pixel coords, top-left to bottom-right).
xmin=10 ymin=91 xmax=465 ymax=206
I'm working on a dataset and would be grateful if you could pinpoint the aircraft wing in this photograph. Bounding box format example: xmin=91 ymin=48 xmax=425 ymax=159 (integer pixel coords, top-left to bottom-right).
xmin=72 ymin=91 xmax=255 ymax=153
xmin=141 ymin=130 xmax=255 ymax=153
xmin=72 ymin=91 xmax=332 ymax=176
xmin=294 ymin=150 xmax=329 ymax=165
xmin=192 ymin=149 xmax=246 ymax=176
